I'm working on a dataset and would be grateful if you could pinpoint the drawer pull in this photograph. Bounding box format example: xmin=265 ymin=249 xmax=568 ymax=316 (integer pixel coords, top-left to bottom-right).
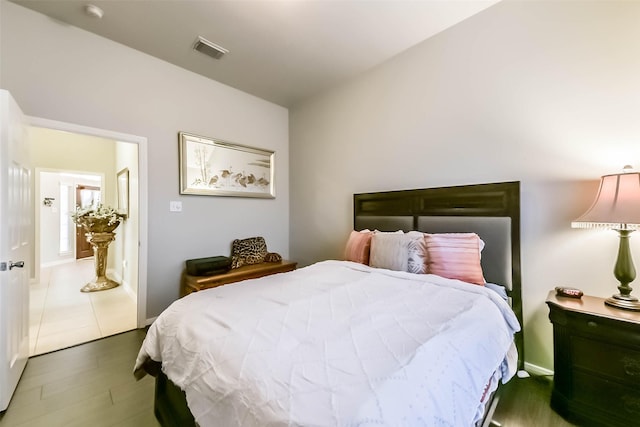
xmin=623 ymin=395 xmax=640 ymax=415
xmin=622 ymin=356 xmax=640 ymax=377
xmin=586 ymin=321 xmax=598 ymax=328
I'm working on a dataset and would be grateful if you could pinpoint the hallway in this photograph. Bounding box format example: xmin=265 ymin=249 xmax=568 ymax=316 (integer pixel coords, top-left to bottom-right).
xmin=29 ymin=259 xmax=137 ymax=356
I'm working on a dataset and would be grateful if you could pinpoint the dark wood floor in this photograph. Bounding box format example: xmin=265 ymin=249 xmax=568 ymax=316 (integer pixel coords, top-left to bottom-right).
xmin=0 ymin=329 xmax=158 ymax=427
xmin=493 ymin=374 xmax=577 ymax=427
xmin=0 ymin=329 xmax=575 ymax=427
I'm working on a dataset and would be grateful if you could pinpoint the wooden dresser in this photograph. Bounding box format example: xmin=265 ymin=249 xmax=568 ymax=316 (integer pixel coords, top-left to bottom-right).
xmin=182 ymin=260 xmax=297 ymax=296
xmin=546 ymin=291 xmax=640 ymax=427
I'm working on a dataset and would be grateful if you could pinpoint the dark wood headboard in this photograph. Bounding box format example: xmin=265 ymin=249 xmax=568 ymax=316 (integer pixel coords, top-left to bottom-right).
xmin=353 ymin=181 xmax=523 ymax=369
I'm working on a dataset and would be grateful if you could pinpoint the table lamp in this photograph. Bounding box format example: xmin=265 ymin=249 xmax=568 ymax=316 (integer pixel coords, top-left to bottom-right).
xmin=572 ymin=167 xmax=640 ymax=311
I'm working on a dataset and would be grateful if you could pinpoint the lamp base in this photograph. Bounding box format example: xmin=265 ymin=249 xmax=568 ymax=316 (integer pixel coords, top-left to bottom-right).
xmin=605 ymin=294 xmax=640 ymax=311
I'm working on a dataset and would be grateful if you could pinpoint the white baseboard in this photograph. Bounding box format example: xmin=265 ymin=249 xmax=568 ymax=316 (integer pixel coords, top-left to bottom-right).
xmin=41 ymin=258 xmax=78 ymax=268
xmin=145 ymin=316 xmax=157 ymax=326
xmin=524 ymin=361 xmax=554 ymax=377
xmin=123 ymin=283 xmax=136 ymax=300
xmin=107 ymin=269 xmax=136 ymax=300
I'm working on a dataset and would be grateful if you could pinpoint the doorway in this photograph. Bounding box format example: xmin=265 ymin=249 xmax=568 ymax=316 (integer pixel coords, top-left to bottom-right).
xmin=29 ymin=119 xmax=148 ymax=355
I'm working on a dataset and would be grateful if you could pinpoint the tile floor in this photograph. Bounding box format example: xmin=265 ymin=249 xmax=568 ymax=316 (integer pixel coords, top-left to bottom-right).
xmin=29 ymin=258 xmax=137 ymax=356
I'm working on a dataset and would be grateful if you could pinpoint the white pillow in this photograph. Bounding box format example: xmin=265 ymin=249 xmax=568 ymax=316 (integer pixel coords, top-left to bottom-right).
xmin=370 ymin=231 xmax=405 ymax=270
xmin=370 ymin=231 xmax=426 ymax=273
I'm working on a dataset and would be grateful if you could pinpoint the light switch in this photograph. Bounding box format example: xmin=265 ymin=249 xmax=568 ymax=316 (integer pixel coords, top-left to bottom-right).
xmin=169 ymin=201 xmax=182 ymax=212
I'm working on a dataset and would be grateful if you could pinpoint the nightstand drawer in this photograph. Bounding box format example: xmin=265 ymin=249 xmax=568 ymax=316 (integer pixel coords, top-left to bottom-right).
xmin=572 ymin=336 xmax=640 ymax=382
xmin=573 ymin=371 xmax=640 ymax=423
xmin=568 ymin=311 xmax=640 ymax=345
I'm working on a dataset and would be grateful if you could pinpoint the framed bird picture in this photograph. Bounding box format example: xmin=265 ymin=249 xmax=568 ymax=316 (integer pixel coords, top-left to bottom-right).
xmin=178 ymin=132 xmax=275 ymax=198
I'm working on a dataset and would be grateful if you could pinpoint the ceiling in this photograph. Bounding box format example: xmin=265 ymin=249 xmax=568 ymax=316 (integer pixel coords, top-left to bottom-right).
xmin=11 ymin=0 xmax=499 ymax=108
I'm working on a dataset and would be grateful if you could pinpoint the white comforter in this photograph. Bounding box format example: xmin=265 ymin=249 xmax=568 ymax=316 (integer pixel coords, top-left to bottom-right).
xmin=135 ymin=260 xmax=520 ymax=427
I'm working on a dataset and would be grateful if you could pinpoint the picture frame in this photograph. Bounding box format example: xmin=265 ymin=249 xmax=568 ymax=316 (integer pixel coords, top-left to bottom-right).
xmin=117 ymin=168 xmax=129 ymax=218
xmin=179 ymin=132 xmax=275 ymax=198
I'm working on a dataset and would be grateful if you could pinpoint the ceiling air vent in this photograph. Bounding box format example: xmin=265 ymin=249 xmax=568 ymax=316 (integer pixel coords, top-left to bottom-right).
xmin=193 ymin=36 xmax=228 ymax=60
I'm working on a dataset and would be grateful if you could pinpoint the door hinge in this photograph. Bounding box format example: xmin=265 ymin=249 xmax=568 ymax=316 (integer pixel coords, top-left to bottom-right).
xmin=0 ymin=262 xmax=6 ymax=271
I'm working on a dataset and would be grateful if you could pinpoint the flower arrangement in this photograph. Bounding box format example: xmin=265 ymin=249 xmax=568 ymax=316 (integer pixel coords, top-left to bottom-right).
xmin=71 ymin=203 xmax=124 ymax=233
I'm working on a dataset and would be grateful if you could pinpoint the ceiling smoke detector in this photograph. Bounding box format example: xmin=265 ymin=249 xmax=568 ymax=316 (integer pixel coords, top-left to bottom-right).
xmin=193 ymin=36 xmax=228 ymax=60
xmin=84 ymin=4 xmax=104 ymax=19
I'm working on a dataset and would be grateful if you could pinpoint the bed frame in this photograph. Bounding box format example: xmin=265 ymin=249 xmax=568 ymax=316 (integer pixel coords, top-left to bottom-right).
xmin=151 ymin=181 xmax=523 ymax=427
xmin=353 ymin=181 xmax=523 ymax=369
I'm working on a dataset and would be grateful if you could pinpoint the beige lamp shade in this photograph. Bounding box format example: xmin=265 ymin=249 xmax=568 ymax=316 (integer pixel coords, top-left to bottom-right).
xmin=572 ymin=172 xmax=640 ymax=230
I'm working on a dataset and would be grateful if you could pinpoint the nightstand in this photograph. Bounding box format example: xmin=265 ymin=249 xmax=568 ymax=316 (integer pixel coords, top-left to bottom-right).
xmin=181 ymin=260 xmax=297 ymax=296
xmin=546 ymin=291 xmax=640 ymax=427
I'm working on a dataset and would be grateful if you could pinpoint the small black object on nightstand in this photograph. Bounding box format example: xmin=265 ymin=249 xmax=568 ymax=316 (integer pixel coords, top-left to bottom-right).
xmin=555 ymin=286 xmax=583 ymax=299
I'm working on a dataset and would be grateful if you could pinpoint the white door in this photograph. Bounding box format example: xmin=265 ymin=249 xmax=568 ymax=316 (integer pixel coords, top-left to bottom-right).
xmin=0 ymin=90 xmax=31 ymax=411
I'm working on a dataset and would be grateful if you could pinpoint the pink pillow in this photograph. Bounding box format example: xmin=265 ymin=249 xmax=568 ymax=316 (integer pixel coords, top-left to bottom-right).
xmin=424 ymin=233 xmax=485 ymax=285
xmin=344 ymin=230 xmax=373 ymax=265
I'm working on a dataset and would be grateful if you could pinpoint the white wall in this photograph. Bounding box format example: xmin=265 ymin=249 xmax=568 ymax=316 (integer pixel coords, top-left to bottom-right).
xmin=38 ymin=171 xmax=70 ymax=266
xmin=290 ymin=1 xmax=640 ymax=372
xmin=38 ymin=170 xmax=101 ymax=266
xmin=113 ymin=141 xmax=139 ymax=297
xmin=1 ymin=1 xmax=289 ymax=318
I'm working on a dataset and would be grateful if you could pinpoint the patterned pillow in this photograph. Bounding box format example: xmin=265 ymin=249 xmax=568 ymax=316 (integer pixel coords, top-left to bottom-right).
xmin=265 ymin=252 xmax=282 ymax=263
xmin=424 ymin=233 xmax=485 ymax=285
xmin=231 ymin=236 xmax=268 ymax=269
xmin=406 ymin=231 xmax=427 ymax=274
xmin=343 ymin=230 xmax=373 ymax=264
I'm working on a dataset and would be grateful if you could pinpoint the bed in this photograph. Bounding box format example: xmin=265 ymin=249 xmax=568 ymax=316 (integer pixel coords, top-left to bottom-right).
xmin=134 ymin=181 xmax=524 ymax=427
